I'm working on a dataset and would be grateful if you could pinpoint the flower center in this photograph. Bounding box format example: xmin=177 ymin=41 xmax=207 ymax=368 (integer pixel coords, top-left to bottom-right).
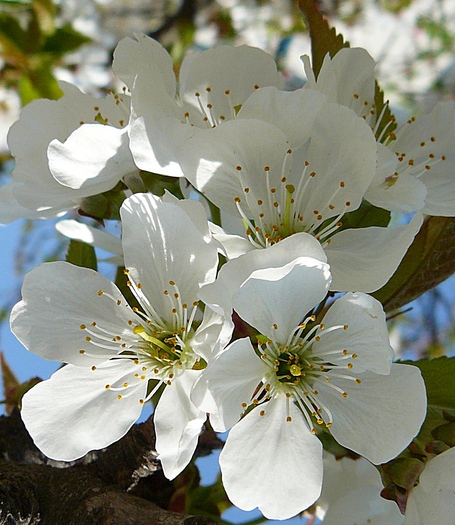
xmin=233 ymin=155 xmax=352 ymax=249
xmin=76 ymin=269 xmax=205 ymax=406
xmin=251 ymin=314 xmax=361 ymax=433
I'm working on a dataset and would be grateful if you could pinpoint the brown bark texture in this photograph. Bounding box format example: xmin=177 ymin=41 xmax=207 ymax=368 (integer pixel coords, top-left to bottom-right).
xmin=0 ymin=409 xmax=220 ymax=525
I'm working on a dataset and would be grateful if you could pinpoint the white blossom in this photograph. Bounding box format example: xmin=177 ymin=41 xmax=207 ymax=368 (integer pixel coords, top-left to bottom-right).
xmin=112 ymin=33 xmax=284 ymax=177
xmin=303 ymin=48 xmax=455 ymax=216
xmin=179 ymin=97 xmax=422 ymax=292
xmin=0 ymin=81 xmax=137 ymax=223
xmin=198 ymin=257 xmax=426 ymax=519
xmin=12 ymin=193 xmax=227 ymax=479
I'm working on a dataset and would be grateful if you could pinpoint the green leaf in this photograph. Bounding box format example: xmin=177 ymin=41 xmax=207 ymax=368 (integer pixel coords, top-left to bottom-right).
xmin=298 ymin=0 xmax=396 ymax=141
xmin=381 ymin=457 xmax=424 ymax=490
xmin=408 ymin=356 xmax=455 ymax=410
xmin=66 ymin=239 xmax=97 ymax=271
xmin=0 ymin=12 xmax=29 ymax=65
xmin=298 ymin=0 xmax=349 ymax=77
xmin=373 ymin=216 xmax=455 ymax=312
xmin=42 ymin=24 xmax=92 ymax=55
xmin=432 ymin=421 xmax=455 ymax=447
xmin=339 ymin=201 xmax=391 ymax=230
xmin=0 ymin=0 xmax=32 ymax=5
xmin=20 ymin=58 xmax=63 ymax=103
xmin=404 ymin=357 xmax=455 ymax=451
xmin=32 ymin=0 xmax=56 ymax=35
xmin=141 ymin=172 xmax=185 ymax=199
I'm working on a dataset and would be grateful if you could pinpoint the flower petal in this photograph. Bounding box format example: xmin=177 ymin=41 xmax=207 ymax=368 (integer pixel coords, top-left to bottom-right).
xmin=317 ymin=363 xmax=427 ymax=464
xmin=21 ymin=359 xmax=147 ymax=461
xmin=238 ymin=86 xmax=326 ymax=147
xmin=404 ymin=447 xmax=455 ymax=525
xmin=191 ymin=306 xmax=231 ymax=363
xmin=154 ymin=370 xmax=207 ymax=480
xmin=365 ymin=144 xmax=427 ymax=213
xmin=112 ymin=33 xmax=176 ymax=94
xmin=314 ymin=292 xmax=393 ymax=375
xmin=10 ymin=261 xmax=140 ymax=366
xmin=392 ymin=101 xmax=455 ymax=217
xmin=220 ymin=395 xmax=323 ymax=519
xmin=305 ymin=48 xmax=376 ymax=111
xmin=49 ymin=124 xmax=137 ymax=192
xmin=203 ymin=337 xmax=268 ymax=431
xmin=299 ymin=102 xmax=377 ymax=220
xmin=199 ymin=232 xmax=326 ymax=317
xmin=180 ymin=118 xmax=290 ymax=217
xmin=325 ymin=213 xmax=423 ymax=293
xmin=4 ymin=81 xmax=130 ymax=217
xmin=120 ymin=193 xmax=218 ymax=323
xmin=179 ymin=44 xmax=283 ymax=121
xmin=55 ymin=219 xmax=123 ymax=256
xmin=232 ymin=257 xmax=331 ymax=342
xmin=321 ymin=485 xmax=404 ymax=525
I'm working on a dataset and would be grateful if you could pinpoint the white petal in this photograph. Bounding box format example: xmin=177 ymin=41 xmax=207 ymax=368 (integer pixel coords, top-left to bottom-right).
xmin=49 ymin=124 xmax=136 ymax=191
xmin=322 ymin=485 xmax=404 ymax=525
xmin=326 ymin=213 xmax=423 ymax=293
xmin=233 ymin=257 xmax=331 ymax=342
xmin=404 ymin=447 xmax=455 ymax=525
xmin=203 ymin=338 xmax=268 ymax=431
xmin=21 ymin=360 xmax=147 ymax=461
xmin=190 ymin=306 xmax=231 ymax=363
xmin=0 ymin=182 xmax=66 ymax=223
xmin=112 ymin=33 xmax=176 ymax=94
xmin=315 ymin=292 xmax=393 ymax=374
xmin=120 ymin=193 xmax=218 ymax=323
xmin=317 ymin=363 xmax=427 ymax=464
xmin=179 ymin=45 xmax=283 ymax=120
xmin=10 ymin=261 xmax=140 ymax=366
xmin=199 ymin=232 xmax=326 ymax=317
xmin=318 ymin=454 xmax=404 ymax=524
xmin=180 ymin=118 xmax=290 ymax=216
xmin=238 ymin=86 xmax=326 ymax=147
xmin=55 ymin=219 xmax=123 ymax=255
xmin=418 ymin=446 xmax=455 ymax=493
xmin=300 ymin=103 xmax=378 ymax=220
xmin=154 ymin=370 xmax=207 ymax=480
xmin=220 ymin=395 xmax=323 ymax=519
xmin=392 ymin=102 xmax=455 ymax=216
xmin=162 ymin=190 xmax=212 ymax=240
xmin=421 ymin=167 xmax=455 ymax=216
xmin=6 ymin=82 xmax=131 ymax=216
xmin=209 ymin=224 xmax=255 ymax=259
xmin=365 ymin=144 xmax=427 ymax=213
xmin=309 ymin=48 xmax=376 ymax=110
xmin=128 ymin=114 xmax=189 ymax=177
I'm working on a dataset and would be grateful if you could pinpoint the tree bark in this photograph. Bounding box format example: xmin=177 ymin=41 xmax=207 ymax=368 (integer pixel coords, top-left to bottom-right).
xmin=0 ymin=409 xmax=221 ymax=525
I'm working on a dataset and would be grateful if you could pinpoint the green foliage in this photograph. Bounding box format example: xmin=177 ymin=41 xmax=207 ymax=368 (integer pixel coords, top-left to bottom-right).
xmin=298 ymin=0 xmax=349 ymax=78
xmin=66 ymin=239 xmax=97 ymax=271
xmin=42 ymin=24 xmax=91 ymax=54
xmin=0 ymin=0 xmax=32 ymax=5
xmin=380 ymin=357 xmax=455 ymax=506
xmin=410 ymin=356 xmax=455 ymax=413
xmin=79 ymin=184 xmax=128 ymax=221
xmin=339 ymin=201 xmax=391 ymax=230
xmin=417 ymin=16 xmax=455 ymax=57
xmin=373 ymin=216 xmax=455 ymax=312
xmin=0 ymin=0 xmax=91 ymax=104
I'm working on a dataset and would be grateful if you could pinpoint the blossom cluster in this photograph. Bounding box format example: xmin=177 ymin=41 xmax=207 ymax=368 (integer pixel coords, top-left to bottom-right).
xmin=5 ymin=34 xmax=455 ymax=521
